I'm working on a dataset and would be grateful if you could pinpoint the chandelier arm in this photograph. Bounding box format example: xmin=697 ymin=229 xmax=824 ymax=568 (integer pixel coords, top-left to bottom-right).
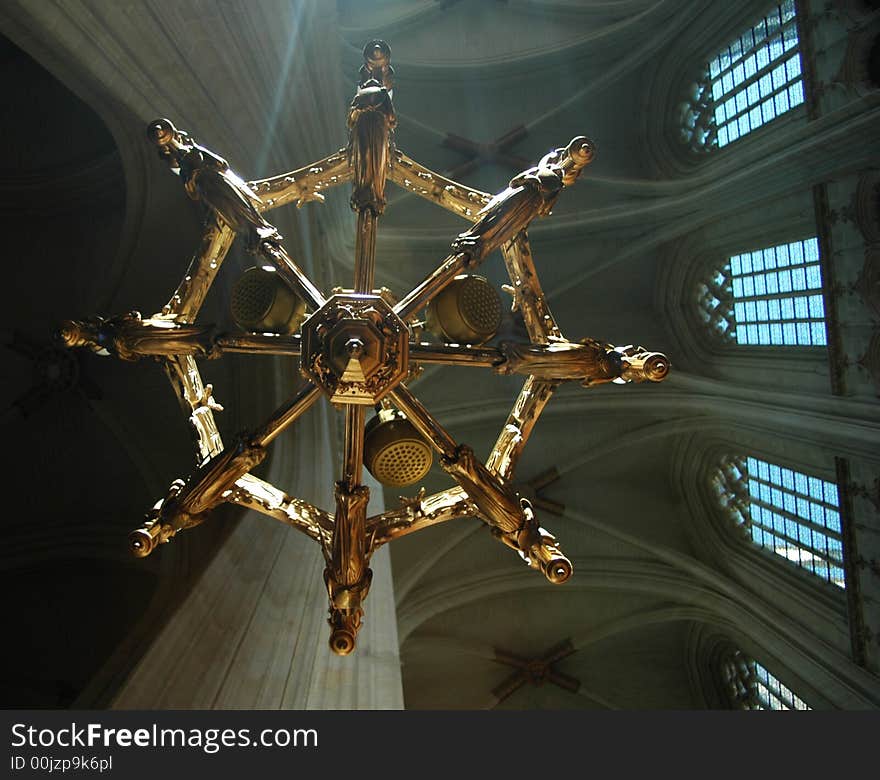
xmin=157 ymin=215 xmax=236 ymax=323
xmin=164 ymin=355 xmax=224 ymax=464
xmin=226 ymin=473 xmax=333 ymax=546
xmin=213 ymin=332 xmax=302 ymax=357
xmin=392 ymin=136 xmax=594 ymax=324
xmin=387 ymin=149 xmax=492 ymax=222
xmin=128 ymin=383 xmax=321 ymax=557
xmin=388 ymin=384 xmax=572 ymax=585
xmin=387 ymin=384 xmax=457 ymax=459
xmin=341 ymin=405 xmax=367 ymax=489
xmin=247 ymin=148 xmax=351 ymax=211
xmin=250 ymin=383 xmax=323 ymax=447
xmin=408 ymin=342 xmax=503 ymax=368
xmin=128 ymin=436 xmax=267 ymax=558
xmin=367 ymin=486 xmax=483 ymax=548
xmin=486 ymin=377 xmax=557 ymax=481
xmin=500 ymin=231 xmax=563 ymax=343
xmin=325 ymin=405 xmax=372 ymax=656
xmin=59 ymin=314 xmax=214 ymax=361
xmin=393 ymin=251 xmax=470 ymax=323
xmin=257 ymin=241 xmax=326 ymax=313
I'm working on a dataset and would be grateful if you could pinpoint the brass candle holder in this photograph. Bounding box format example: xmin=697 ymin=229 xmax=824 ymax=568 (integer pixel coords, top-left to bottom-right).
xmin=60 ymin=40 xmax=669 ymax=655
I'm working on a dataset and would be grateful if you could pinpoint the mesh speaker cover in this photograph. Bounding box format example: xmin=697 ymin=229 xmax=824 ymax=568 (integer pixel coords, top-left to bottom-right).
xmin=371 ymin=439 xmax=433 ymax=487
xmin=230 ymin=267 xmax=305 ymax=334
xmin=458 ymin=275 xmax=502 ymax=337
xmin=426 ymin=274 xmax=502 ymax=344
xmin=364 ymin=411 xmax=433 ymax=487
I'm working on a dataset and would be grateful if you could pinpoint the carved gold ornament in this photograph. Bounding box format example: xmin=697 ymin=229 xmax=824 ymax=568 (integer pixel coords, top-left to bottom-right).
xmin=61 ymin=41 xmax=669 ymax=655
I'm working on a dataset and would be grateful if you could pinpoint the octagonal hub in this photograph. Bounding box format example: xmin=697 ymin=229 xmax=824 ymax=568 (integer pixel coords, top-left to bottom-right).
xmin=301 ymin=294 xmax=409 ymax=405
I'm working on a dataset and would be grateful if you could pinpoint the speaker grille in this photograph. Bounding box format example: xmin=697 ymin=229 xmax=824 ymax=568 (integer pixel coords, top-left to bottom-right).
xmin=231 ymin=269 xmax=276 ymax=329
xmin=459 ymin=276 xmax=502 ymax=337
xmin=371 ymin=439 xmax=432 ymax=487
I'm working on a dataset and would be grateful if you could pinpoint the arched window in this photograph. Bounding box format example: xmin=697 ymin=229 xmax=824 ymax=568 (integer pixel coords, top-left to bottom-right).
xmin=681 ymin=1 xmax=805 ymax=151
xmin=712 ymin=455 xmax=845 ymax=587
xmin=698 ymin=237 xmax=827 ymax=346
xmin=721 ymin=649 xmax=811 ymax=709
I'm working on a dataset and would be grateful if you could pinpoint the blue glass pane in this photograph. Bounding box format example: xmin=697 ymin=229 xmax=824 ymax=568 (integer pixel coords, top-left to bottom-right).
xmin=756 ymin=299 xmax=769 ymax=320
xmin=770 ymin=323 xmax=783 ymax=343
xmin=824 ymin=482 xmax=839 ymax=505
xmin=774 ymin=90 xmax=790 ymax=114
xmin=796 ymin=522 xmax=809 ymax=545
xmin=806 ymin=265 xmax=822 ymax=289
xmin=804 ymin=238 xmax=819 ymax=261
xmin=772 ymin=63 xmax=786 ymax=89
xmin=796 ymin=321 xmax=811 ymax=344
xmin=754 ymin=275 xmax=767 ymax=295
xmin=730 ymin=255 xmax=742 ymax=274
xmin=811 ymin=321 xmax=826 ymax=345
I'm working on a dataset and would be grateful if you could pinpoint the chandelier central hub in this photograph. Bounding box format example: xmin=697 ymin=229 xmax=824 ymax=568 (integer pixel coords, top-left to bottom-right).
xmin=300 ymin=293 xmax=409 ymax=405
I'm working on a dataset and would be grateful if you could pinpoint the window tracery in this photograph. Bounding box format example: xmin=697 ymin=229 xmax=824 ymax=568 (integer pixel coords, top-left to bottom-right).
xmin=713 ymin=455 xmax=845 ymax=587
xmin=680 ymin=1 xmax=805 ymax=151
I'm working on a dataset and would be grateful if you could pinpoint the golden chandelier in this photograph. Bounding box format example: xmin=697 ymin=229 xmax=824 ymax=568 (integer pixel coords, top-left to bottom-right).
xmin=61 ymin=41 xmax=669 ymax=655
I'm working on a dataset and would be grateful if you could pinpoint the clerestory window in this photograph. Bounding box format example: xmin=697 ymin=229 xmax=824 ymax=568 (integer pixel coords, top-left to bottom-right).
xmin=721 ymin=649 xmax=811 ymax=709
xmin=712 ymin=455 xmax=845 ymax=587
xmin=681 ymin=1 xmax=805 ymax=150
xmin=697 ymin=237 xmax=827 ymax=346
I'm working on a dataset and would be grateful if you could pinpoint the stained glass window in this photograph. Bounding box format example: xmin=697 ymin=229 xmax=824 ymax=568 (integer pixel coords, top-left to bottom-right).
xmin=681 ymin=2 xmax=805 ymax=150
xmin=727 ymin=237 xmax=827 ymax=346
xmin=722 ymin=650 xmax=811 ymax=709
xmin=713 ymin=455 xmax=845 ymax=587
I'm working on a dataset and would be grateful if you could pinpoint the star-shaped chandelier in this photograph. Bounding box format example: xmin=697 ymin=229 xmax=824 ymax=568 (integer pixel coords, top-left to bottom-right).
xmin=61 ymin=41 xmax=669 ymax=655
